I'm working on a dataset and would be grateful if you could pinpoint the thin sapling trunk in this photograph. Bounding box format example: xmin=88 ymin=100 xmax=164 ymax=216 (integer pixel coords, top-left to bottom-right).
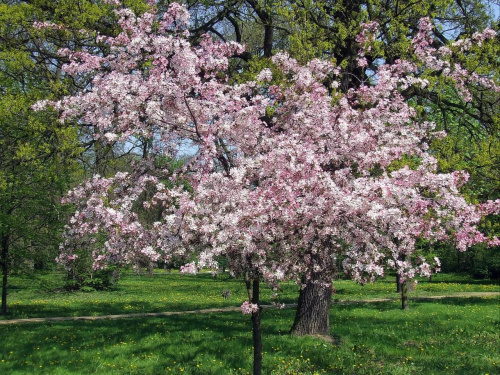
xmin=246 ymin=277 xmax=262 ymax=375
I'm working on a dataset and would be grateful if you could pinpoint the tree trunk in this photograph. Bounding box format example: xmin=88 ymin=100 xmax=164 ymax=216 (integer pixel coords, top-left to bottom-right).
xmin=396 ymin=254 xmax=406 ymax=304
xmin=246 ymin=278 xmax=262 ymax=375
xmin=1 ymin=235 xmax=9 ymax=316
xmin=290 ymin=278 xmax=332 ymax=336
xmin=396 ymin=252 xmax=405 ymax=293
xmin=246 ymin=0 xmax=273 ymax=58
xmin=263 ymin=24 xmax=273 ymax=57
xmin=251 ymin=280 xmax=262 ymax=375
xmin=401 ymin=281 xmax=409 ymax=310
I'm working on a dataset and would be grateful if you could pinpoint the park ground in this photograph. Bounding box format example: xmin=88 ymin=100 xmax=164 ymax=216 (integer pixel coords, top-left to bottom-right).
xmin=0 ymin=272 xmax=498 ymax=374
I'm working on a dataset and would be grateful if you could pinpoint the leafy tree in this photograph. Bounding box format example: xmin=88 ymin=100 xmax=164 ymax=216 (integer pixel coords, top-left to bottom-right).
xmin=0 ymin=0 xmax=78 ymax=315
xmin=0 ymin=0 xmax=150 ymax=314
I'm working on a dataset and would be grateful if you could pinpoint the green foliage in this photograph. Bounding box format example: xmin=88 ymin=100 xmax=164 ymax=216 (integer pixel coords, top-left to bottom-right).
xmin=63 ymin=254 xmax=121 ymax=292
xmin=0 ymin=0 xmax=76 ymax=315
xmin=0 ymin=0 xmax=160 ymax=314
xmin=281 ymin=0 xmax=365 ymax=64
xmin=435 ymin=242 xmax=500 ymax=279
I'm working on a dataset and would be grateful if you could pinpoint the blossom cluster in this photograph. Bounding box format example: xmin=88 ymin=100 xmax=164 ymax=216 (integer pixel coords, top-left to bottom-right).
xmin=241 ymin=301 xmax=259 ymax=315
xmin=412 ymin=18 xmax=499 ymax=101
xmin=35 ymin=2 xmax=500 ymax=302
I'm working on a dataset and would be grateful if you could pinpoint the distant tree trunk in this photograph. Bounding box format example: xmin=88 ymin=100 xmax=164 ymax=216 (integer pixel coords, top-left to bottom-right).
xmin=290 ymin=277 xmax=332 ymax=336
xmin=1 ymin=234 xmax=9 ymax=316
xmin=246 ymin=277 xmax=262 ymax=375
xmin=263 ymin=24 xmax=273 ymax=57
xmin=246 ymin=0 xmax=274 ymax=58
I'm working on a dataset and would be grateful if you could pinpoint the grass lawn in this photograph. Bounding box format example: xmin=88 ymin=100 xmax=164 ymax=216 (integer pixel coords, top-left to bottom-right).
xmin=3 ymin=271 xmax=498 ymax=320
xmin=0 ymin=272 xmax=498 ymax=374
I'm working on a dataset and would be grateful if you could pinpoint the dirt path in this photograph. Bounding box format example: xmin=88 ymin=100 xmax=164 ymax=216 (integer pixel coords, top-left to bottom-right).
xmin=332 ymin=291 xmax=500 ymax=304
xmin=0 ymin=292 xmax=497 ymax=325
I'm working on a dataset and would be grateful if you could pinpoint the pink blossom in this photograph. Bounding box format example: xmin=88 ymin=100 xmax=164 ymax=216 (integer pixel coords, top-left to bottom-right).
xmin=256 ymin=68 xmax=273 ymax=82
xmin=357 ymin=57 xmax=368 ymax=68
xmin=33 ymin=21 xmax=65 ymax=30
xmin=179 ymin=262 xmax=197 ymax=274
xmin=241 ymin=301 xmax=259 ymax=315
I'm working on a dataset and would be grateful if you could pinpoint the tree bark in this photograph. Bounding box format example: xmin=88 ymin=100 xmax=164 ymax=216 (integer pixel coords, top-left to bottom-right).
xmin=1 ymin=235 xmax=9 ymax=316
xmin=251 ymin=280 xmax=262 ymax=375
xmin=290 ymin=278 xmax=332 ymax=336
xmin=401 ymin=281 xmax=409 ymax=310
xmin=246 ymin=0 xmax=274 ymax=58
xmin=263 ymin=24 xmax=274 ymax=57
xmin=396 ymin=253 xmax=406 ymax=304
xmin=246 ymin=277 xmax=262 ymax=375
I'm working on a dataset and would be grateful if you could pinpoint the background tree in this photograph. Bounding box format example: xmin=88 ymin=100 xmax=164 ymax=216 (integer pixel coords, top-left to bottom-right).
xmin=0 ymin=0 xmax=78 ymax=315
xmin=0 ymin=0 xmax=153 ymax=314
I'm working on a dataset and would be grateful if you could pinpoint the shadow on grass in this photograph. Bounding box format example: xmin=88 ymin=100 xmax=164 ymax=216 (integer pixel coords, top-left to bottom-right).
xmin=425 ymin=276 xmax=500 ymax=286
xmin=411 ymin=296 xmax=499 ymax=306
xmin=0 ymin=311 xmax=257 ymax=374
xmin=3 ymin=300 xmax=164 ymax=319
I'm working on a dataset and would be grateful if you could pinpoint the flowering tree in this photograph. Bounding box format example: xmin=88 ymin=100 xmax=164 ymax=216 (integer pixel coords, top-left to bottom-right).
xmin=36 ymin=2 xmax=500 ymax=374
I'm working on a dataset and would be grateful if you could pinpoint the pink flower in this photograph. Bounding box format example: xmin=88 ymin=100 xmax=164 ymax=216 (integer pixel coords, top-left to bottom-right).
xmin=179 ymin=262 xmax=197 ymax=274
xmin=241 ymin=301 xmax=259 ymax=315
xmin=256 ymin=68 xmax=273 ymax=82
xmin=357 ymin=57 xmax=368 ymax=68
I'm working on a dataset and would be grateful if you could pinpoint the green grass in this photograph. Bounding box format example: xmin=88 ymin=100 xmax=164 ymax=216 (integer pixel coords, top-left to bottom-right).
xmin=0 ymin=272 xmax=498 ymax=374
xmin=0 ymin=298 xmax=498 ymax=374
xmin=3 ymin=271 xmax=498 ymax=320
xmin=4 ymin=271 xmax=290 ymax=319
